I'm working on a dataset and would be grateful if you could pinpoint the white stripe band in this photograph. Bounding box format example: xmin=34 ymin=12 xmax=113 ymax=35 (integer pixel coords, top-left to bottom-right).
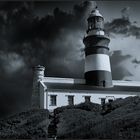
xmin=87 ymin=30 xmax=105 ymax=36
xmin=85 ymin=54 xmax=111 ymax=72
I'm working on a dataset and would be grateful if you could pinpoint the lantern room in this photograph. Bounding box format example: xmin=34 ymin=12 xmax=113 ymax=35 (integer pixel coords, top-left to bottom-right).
xmin=87 ymin=7 xmax=104 ymax=33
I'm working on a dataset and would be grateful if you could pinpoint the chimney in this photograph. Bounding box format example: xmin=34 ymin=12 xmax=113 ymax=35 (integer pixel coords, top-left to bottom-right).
xmin=32 ymin=65 xmax=45 ymax=108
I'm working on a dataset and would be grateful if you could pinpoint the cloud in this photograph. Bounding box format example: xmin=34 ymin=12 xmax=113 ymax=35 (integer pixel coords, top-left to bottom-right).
xmin=0 ymin=1 xmax=96 ymax=118
xmin=106 ymin=7 xmax=140 ymax=81
xmin=132 ymin=58 xmax=140 ymax=64
xmin=105 ymin=7 xmax=140 ymax=39
xmin=109 ymin=33 xmax=140 ymax=81
xmin=121 ymin=7 xmax=130 ymax=20
xmin=110 ymin=50 xmax=133 ymax=80
xmin=0 ymin=52 xmax=26 ymax=76
xmin=45 ymin=28 xmax=85 ymax=78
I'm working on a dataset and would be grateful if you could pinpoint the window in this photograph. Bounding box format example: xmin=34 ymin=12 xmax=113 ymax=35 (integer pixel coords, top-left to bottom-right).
xmin=96 ymin=17 xmax=102 ymax=22
xmin=100 ymin=98 xmax=106 ymax=110
xmin=85 ymin=96 xmax=91 ymax=102
xmin=106 ymin=96 xmax=115 ymax=103
xmin=101 ymin=98 xmax=106 ymax=106
xmin=108 ymin=99 xmax=113 ymax=103
xmin=68 ymin=96 xmax=74 ymax=105
xmin=50 ymin=95 xmax=57 ymax=106
xmin=88 ymin=22 xmax=92 ymax=30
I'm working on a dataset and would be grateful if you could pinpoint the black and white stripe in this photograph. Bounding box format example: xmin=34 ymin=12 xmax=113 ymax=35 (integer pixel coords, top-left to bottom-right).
xmin=84 ymin=36 xmax=113 ymax=87
xmin=85 ymin=71 xmax=112 ymax=87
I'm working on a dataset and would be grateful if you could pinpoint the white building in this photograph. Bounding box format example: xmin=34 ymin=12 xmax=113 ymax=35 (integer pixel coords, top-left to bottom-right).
xmin=31 ymin=7 xmax=140 ymax=112
xmin=31 ymin=65 xmax=140 ymax=112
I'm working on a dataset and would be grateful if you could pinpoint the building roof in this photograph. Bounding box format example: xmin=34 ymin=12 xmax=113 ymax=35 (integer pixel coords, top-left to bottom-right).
xmin=40 ymin=77 xmax=140 ymax=94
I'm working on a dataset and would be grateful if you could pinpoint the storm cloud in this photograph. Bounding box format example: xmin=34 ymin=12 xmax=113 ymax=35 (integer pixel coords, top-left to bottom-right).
xmin=0 ymin=1 xmax=96 ymax=118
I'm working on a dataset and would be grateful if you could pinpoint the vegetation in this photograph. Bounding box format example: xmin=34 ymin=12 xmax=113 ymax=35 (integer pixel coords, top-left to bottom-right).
xmin=1 ymin=96 xmax=140 ymax=139
xmin=55 ymin=96 xmax=140 ymax=139
xmin=54 ymin=101 xmax=101 ymax=114
xmin=0 ymin=109 xmax=49 ymax=139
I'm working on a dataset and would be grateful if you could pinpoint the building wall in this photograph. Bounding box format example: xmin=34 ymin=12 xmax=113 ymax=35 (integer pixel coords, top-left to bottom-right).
xmin=39 ymin=81 xmax=47 ymax=109
xmin=46 ymin=90 xmax=136 ymax=111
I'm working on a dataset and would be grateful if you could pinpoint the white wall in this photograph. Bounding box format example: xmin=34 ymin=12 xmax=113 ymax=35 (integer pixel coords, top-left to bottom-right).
xmin=46 ymin=90 xmax=136 ymax=111
xmin=39 ymin=82 xmax=47 ymax=109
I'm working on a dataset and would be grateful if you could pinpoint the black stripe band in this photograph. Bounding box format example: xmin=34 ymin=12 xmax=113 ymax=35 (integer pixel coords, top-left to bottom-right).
xmin=83 ymin=35 xmax=110 ymax=48
xmin=85 ymin=46 xmax=109 ymax=56
xmin=85 ymin=70 xmax=112 ymax=87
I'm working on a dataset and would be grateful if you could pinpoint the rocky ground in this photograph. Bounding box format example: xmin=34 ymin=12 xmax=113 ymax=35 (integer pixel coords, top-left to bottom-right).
xmin=0 ymin=108 xmax=50 ymax=139
xmin=54 ymin=96 xmax=140 ymax=139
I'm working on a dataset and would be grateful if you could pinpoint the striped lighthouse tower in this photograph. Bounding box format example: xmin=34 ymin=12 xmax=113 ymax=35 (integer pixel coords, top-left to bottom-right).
xmin=83 ymin=7 xmax=113 ymax=87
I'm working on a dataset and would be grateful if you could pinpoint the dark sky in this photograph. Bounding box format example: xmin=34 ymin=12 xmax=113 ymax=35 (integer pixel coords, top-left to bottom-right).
xmin=0 ymin=0 xmax=140 ymax=118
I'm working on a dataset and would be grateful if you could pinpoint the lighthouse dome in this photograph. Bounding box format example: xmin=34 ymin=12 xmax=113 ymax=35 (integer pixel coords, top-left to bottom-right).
xmin=88 ymin=9 xmax=103 ymax=19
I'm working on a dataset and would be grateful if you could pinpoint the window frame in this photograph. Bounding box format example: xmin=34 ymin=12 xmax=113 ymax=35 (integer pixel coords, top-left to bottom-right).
xmin=50 ymin=95 xmax=57 ymax=106
xmin=84 ymin=96 xmax=91 ymax=102
xmin=67 ymin=95 xmax=74 ymax=105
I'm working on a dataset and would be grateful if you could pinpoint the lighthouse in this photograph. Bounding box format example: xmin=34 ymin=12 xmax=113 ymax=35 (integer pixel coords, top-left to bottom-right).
xmin=83 ymin=7 xmax=113 ymax=87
